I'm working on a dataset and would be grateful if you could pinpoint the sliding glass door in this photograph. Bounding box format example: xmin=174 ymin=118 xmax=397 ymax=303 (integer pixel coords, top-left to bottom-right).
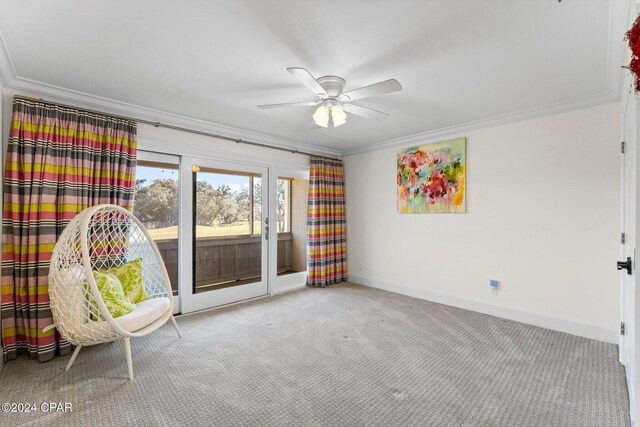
xmin=133 ymin=151 xmax=181 ymax=313
xmin=180 ymin=157 xmax=269 ymax=313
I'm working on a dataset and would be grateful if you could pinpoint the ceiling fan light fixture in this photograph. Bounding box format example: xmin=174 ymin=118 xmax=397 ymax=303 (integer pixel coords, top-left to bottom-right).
xmin=331 ymin=104 xmax=347 ymax=127
xmin=258 ymin=67 xmax=401 ymax=128
xmin=313 ymin=105 xmax=330 ymax=127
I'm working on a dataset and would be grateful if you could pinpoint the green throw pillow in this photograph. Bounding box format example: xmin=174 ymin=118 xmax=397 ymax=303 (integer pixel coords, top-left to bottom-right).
xmin=91 ymin=271 xmax=136 ymax=319
xmin=107 ymin=258 xmax=149 ymax=304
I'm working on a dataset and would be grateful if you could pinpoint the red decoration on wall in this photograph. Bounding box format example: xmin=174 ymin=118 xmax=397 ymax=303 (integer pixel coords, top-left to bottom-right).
xmin=626 ymin=15 xmax=640 ymax=91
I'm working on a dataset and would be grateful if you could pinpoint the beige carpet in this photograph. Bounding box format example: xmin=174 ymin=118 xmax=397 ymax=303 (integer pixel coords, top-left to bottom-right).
xmin=0 ymin=283 xmax=631 ymax=426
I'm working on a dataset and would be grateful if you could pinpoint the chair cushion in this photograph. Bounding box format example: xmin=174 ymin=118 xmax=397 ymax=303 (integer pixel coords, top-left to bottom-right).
xmin=114 ymin=297 xmax=171 ymax=333
xmin=80 ymin=297 xmax=171 ymax=337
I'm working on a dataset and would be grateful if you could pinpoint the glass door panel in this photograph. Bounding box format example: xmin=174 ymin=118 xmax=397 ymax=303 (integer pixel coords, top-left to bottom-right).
xmin=133 ymin=154 xmax=180 ymax=296
xmin=194 ymin=168 xmax=261 ymax=292
xmin=181 ymin=158 xmax=268 ymax=313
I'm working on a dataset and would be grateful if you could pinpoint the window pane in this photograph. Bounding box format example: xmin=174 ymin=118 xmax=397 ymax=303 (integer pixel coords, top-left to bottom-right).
xmin=277 ymin=178 xmax=291 ymax=233
xmin=133 ymin=160 xmax=180 ymax=296
xmin=194 ymin=169 xmax=261 ymax=293
xmin=195 ymin=171 xmax=250 ymax=236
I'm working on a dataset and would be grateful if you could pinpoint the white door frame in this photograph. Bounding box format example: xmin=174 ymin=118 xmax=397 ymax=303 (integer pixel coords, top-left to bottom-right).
xmin=620 ymin=78 xmax=640 ymax=425
xmin=179 ymin=156 xmax=270 ymax=314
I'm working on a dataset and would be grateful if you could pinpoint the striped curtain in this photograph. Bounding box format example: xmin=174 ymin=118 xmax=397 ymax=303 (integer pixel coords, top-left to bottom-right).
xmin=306 ymin=157 xmax=347 ymax=287
xmin=1 ymin=98 xmax=137 ymax=363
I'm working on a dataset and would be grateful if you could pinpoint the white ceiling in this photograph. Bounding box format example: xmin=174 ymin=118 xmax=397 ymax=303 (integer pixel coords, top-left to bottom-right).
xmin=0 ymin=0 xmax=629 ymax=156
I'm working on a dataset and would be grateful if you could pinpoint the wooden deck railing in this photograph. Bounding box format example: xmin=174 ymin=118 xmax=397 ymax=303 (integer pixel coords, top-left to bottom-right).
xmin=154 ymin=233 xmax=293 ymax=293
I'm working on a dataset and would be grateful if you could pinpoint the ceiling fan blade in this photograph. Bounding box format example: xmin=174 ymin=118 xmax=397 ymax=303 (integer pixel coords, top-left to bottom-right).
xmin=340 ymin=79 xmax=402 ymax=102
xmin=257 ymin=101 xmax=319 ymax=109
xmin=287 ymin=67 xmax=327 ymax=98
xmin=342 ymin=103 xmax=389 ymax=121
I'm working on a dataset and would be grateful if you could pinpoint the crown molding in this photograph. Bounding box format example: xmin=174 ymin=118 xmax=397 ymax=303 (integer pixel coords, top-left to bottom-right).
xmin=342 ymin=91 xmax=618 ymax=156
xmin=3 ymin=70 xmax=618 ymax=160
xmin=2 ymin=80 xmax=342 ymax=159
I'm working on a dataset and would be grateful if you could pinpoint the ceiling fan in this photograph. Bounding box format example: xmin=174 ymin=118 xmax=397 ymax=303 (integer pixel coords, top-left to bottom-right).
xmin=257 ymin=67 xmax=402 ymax=128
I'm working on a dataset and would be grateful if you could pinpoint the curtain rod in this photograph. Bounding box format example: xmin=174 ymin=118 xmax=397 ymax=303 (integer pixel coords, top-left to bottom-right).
xmin=14 ymin=96 xmax=341 ymax=161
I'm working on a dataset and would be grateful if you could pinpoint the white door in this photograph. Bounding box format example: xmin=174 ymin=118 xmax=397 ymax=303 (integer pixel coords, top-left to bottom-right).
xmin=621 ymin=91 xmax=638 ymax=422
xmin=180 ymin=156 xmax=269 ymax=313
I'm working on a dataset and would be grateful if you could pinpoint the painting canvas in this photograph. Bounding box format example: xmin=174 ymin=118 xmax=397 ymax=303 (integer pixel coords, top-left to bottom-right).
xmin=397 ymin=137 xmax=466 ymax=213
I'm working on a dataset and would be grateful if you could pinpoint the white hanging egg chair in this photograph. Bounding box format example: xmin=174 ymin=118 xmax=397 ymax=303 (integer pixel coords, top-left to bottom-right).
xmin=47 ymin=204 xmax=181 ymax=380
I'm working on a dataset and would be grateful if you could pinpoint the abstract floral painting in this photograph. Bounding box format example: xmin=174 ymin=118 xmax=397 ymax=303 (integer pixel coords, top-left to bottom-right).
xmin=397 ymin=138 xmax=466 ymax=213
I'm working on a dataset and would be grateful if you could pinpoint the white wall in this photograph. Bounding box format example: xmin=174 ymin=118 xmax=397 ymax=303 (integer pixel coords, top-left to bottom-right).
xmin=345 ymin=103 xmax=620 ymax=342
xmin=136 ymin=123 xmax=311 ymax=171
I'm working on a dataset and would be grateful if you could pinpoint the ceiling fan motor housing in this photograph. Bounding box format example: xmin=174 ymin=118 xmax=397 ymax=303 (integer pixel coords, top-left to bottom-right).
xmin=317 ymin=76 xmax=346 ymax=98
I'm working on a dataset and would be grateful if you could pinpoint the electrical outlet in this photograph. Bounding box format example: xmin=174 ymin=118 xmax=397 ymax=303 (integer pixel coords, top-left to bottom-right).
xmin=359 ymin=263 xmax=365 ymax=272
xmin=489 ymin=279 xmax=499 ymax=295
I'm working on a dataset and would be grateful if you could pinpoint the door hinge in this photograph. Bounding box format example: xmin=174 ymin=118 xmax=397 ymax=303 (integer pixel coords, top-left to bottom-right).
xmin=621 ymin=322 xmax=626 ymax=335
xmin=622 ymin=233 xmax=626 ymax=244
xmin=622 ymin=141 xmax=626 ymax=154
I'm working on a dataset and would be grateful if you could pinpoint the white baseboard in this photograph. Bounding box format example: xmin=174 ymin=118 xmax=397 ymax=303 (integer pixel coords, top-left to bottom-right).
xmin=348 ymin=275 xmax=618 ymax=344
xmin=271 ymin=271 xmax=307 ymax=295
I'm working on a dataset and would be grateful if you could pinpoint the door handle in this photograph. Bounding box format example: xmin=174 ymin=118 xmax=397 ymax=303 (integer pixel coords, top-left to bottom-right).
xmin=617 ymin=257 xmax=633 ymax=275
xmin=264 ymin=218 xmax=269 ymax=240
